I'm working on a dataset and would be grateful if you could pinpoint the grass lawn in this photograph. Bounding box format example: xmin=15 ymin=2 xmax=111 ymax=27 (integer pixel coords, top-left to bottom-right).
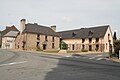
xmin=67 ymin=50 xmax=81 ymax=53
xmin=43 ymin=50 xmax=60 ymax=53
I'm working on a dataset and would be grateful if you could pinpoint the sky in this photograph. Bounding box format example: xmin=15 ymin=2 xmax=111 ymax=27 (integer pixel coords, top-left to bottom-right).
xmin=0 ymin=0 xmax=120 ymax=38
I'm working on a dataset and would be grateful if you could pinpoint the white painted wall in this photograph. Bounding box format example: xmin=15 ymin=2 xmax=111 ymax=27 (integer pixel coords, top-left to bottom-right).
xmin=103 ymin=27 xmax=113 ymax=52
xmin=2 ymin=37 xmax=15 ymax=49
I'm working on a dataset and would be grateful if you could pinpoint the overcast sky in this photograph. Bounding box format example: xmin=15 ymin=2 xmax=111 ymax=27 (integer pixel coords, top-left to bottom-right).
xmin=0 ymin=0 xmax=120 ymax=37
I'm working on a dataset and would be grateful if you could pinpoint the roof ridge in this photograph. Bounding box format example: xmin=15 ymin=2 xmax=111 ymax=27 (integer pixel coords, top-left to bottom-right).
xmin=86 ymin=25 xmax=109 ymax=29
xmin=58 ymin=25 xmax=109 ymax=33
xmin=23 ymin=23 xmax=60 ymax=36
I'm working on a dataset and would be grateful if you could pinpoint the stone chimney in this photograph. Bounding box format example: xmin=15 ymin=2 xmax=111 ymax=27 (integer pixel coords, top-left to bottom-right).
xmin=51 ymin=25 xmax=56 ymax=32
xmin=20 ymin=19 xmax=26 ymax=33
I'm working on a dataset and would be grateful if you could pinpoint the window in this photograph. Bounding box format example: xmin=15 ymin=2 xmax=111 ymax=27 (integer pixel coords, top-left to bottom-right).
xmin=37 ymin=34 xmax=40 ymax=37
xmin=72 ymin=44 xmax=75 ymax=50
xmin=37 ymin=34 xmax=40 ymax=40
xmin=96 ymin=44 xmax=99 ymax=51
xmin=36 ymin=42 xmax=40 ymax=49
xmin=7 ymin=40 xmax=12 ymax=42
xmin=106 ymin=43 xmax=107 ymax=50
xmin=52 ymin=37 xmax=54 ymax=42
xmin=108 ymin=34 xmax=110 ymax=41
xmin=22 ymin=41 xmax=26 ymax=50
xmin=45 ymin=36 xmax=48 ymax=41
xmin=89 ymin=38 xmax=92 ymax=43
xmin=96 ymin=38 xmax=99 ymax=43
xmin=89 ymin=45 xmax=92 ymax=51
xmin=52 ymin=43 xmax=55 ymax=48
xmin=82 ymin=39 xmax=85 ymax=43
xmin=82 ymin=45 xmax=85 ymax=50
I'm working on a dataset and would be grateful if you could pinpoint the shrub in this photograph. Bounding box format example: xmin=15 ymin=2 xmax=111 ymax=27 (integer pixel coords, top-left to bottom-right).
xmin=114 ymin=44 xmax=120 ymax=57
xmin=113 ymin=40 xmax=120 ymax=58
xmin=60 ymin=41 xmax=68 ymax=50
xmin=36 ymin=48 xmax=43 ymax=51
xmin=95 ymin=47 xmax=99 ymax=51
xmin=113 ymin=40 xmax=120 ymax=47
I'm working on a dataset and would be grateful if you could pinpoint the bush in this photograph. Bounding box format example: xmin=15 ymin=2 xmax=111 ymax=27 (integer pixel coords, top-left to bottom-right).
xmin=36 ymin=48 xmax=43 ymax=51
xmin=114 ymin=44 xmax=120 ymax=57
xmin=60 ymin=41 xmax=68 ymax=50
xmin=95 ymin=47 xmax=99 ymax=51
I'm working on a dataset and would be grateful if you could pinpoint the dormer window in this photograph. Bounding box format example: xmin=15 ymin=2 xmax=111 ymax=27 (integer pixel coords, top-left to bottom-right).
xmin=72 ymin=32 xmax=77 ymax=37
xmin=88 ymin=30 xmax=93 ymax=36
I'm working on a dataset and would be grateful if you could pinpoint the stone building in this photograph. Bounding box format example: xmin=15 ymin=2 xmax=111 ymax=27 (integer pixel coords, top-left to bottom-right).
xmin=58 ymin=25 xmax=113 ymax=52
xmin=15 ymin=19 xmax=60 ymax=50
xmin=1 ymin=25 xmax=19 ymax=49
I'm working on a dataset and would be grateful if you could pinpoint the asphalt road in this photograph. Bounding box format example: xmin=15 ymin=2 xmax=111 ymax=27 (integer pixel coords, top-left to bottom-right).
xmin=0 ymin=49 xmax=120 ymax=80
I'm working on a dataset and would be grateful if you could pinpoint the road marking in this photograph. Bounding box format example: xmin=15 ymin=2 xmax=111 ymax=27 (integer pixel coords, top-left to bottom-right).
xmin=88 ymin=57 xmax=96 ymax=59
xmin=0 ymin=61 xmax=27 ymax=67
xmin=96 ymin=58 xmax=103 ymax=60
xmin=66 ymin=55 xmax=72 ymax=57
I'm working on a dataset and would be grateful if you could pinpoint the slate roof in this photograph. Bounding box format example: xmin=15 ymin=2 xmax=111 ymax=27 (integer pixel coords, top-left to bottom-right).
xmin=2 ymin=25 xmax=19 ymax=36
xmin=58 ymin=25 xmax=109 ymax=39
xmin=3 ymin=31 xmax=19 ymax=38
xmin=22 ymin=23 xmax=60 ymax=37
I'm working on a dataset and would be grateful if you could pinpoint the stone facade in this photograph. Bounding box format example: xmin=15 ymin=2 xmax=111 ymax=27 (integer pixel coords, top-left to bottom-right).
xmin=15 ymin=33 xmax=60 ymax=50
xmin=15 ymin=19 xmax=60 ymax=51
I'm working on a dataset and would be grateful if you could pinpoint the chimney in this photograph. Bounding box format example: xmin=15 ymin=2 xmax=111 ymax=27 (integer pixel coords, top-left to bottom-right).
xmin=20 ymin=19 xmax=26 ymax=33
xmin=51 ymin=25 xmax=56 ymax=32
xmin=6 ymin=26 xmax=10 ymax=29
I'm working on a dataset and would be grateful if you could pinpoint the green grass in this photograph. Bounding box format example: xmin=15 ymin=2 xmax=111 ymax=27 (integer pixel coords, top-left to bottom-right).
xmin=67 ymin=50 xmax=81 ymax=53
xmin=36 ymin=48 xmax=43 ymax=51
xmin=43 ymin=50 xmax=60 ymax=53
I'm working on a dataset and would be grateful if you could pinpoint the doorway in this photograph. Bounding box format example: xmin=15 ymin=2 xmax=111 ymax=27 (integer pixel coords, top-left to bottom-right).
xmin=43 ymin=44 xmax=46 ymax=50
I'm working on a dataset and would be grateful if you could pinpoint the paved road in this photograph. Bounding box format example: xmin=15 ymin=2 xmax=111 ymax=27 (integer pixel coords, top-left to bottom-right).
xmin=0 ymin=49 xmax=120 ymax=80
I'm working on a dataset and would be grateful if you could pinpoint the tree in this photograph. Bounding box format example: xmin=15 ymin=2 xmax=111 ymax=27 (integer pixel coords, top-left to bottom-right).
xmin=113 ymin=40 xmax=120 ymax=57
xmin=60 ymin=41 xmax=68 ymax=50
xmin=113 ymin=32 xmax=117 ymax=40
